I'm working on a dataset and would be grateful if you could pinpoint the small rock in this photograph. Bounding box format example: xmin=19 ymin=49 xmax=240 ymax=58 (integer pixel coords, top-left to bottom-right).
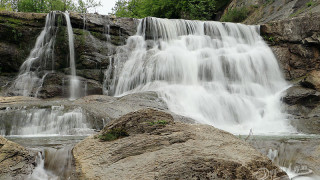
xmin=301 ymin=70 xmax=320 ymax=91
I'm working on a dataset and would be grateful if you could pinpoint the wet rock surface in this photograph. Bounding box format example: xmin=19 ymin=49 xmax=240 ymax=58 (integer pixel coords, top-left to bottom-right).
xmin=0 ymin=136 xmax=36 ymax=179
xmin=282 ymin=85 xmax=319 ymax=105
xmin=0 ymin=11 xmax=138 ymax=98
xmin=73 ymin=109 xmax=288 ymax=180
xmin=261 ymin=13 xmax=320 ymax=81
xmin=246 ymin=135 xmax=320 ymax=176
xmin=0 ymin=92 xmax=193 ymax=132
xmin=259 ymin=12 xmax=320 ymax=134
xmin=283 ymin=84 xmax=320 ymax=134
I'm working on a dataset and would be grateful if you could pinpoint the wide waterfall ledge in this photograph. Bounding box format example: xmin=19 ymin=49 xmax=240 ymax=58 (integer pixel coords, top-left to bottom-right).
xmin=104 ymin=17 xmax=295 ymax=135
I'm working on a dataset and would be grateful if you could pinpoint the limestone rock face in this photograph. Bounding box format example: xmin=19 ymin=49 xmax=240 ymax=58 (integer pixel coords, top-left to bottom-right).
xmin=0 ymin=11 xmax=138 ymax=98
xmin=282 ymin=85 xmax=318 ymax=105
xmin=283 ymin=84 xmax=320 ymax=134
xmin=302 ymin=70 xmax=320 ymax=91
xmin=257 ymin=12 xmax=320 ymax=134
xmin=260 ymin=14 xmax=320 ymax=81
xmin=0 ymin=136 xmax=36 ymax=179
xmin=223 ymin=0 xmax=320 ymax=24
xmin=73 ymin=109 xmax=288 ymax=180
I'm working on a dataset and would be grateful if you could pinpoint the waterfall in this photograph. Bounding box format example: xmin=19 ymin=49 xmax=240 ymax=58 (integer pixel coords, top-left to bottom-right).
xmin=63 ymin=12 xmax=80 ymax=100
xmin=28 ymin=145 xmax=74 ymax=179
xmin=266 ymin=147 xmax=319 ymax=179
xmin=9 ymin=12 xmax=57 ymax=97
xmin=107 ymin=17 xmax=294 ymax=134
xmin=0 ymin=106 xmax=94 ymax=136
xmin=9 ymin=11 xmax=81 ymax=99
xmin=103 ymin=58 xmax=113 ymax=95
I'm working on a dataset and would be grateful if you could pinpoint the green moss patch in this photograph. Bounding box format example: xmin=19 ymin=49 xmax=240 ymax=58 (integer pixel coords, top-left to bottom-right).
xmin=220 ymin=7 xmax=249 ymax=23
xmin=0 ymin=16 xmax=23 ymax=26
xmin=98 ymin=128 xmax=129 ymax=141
xmin=148 ymin=120 xmax=168 ymax=126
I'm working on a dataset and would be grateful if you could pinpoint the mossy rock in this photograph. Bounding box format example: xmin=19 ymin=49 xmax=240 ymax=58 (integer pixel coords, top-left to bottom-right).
xmin=97 ymin=128 xmax=129 ymax=141
xmin=101 ymin=109 xmax=174 ymax=136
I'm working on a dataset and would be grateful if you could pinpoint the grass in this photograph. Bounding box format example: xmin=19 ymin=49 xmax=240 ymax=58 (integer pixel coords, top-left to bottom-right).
xmin=98 ymin=128 xmax=129 ymax=141
xmin=290 ymin=1 xmax=315 ymax=17
xmin=148 ymin=120 xmax=168 ymax=126
xmin=0 ymin=16 xmax=23 ymax=25
xmin=307 ymin=1 xmax=314 ymax=7
xmin=290 ymin=7 xmax=306 ymax=17
xmin=220 ymin=7 xmax=249 ymax=23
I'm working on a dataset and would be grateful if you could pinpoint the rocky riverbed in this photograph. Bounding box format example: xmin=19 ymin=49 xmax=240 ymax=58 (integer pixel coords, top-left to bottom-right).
xmin=0 ymin=94 xmax=292 ymax=179
xmin=73 ymin=109 xmax=288 ymax=180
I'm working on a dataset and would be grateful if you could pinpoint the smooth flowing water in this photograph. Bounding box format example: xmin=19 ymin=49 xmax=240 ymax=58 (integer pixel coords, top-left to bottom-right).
xmin=63 ymin=12 xmax=80 ymax=100
xmin=106 ymin=17 xmax=294 ymax=135
xmin=28 ymin=146 xmax=74 ymax=180
xmin=244 ymin=135 xmax=320 ymax=179
xmin=9 ymin=12 xmax=82 ymax=99
xmin=7 ymin=136 xmax=86 ymax=180
xmin=9 ymin=12 xmax=57 ymax=97
xmin=0 ymin=106 xmax=94 ymax=136
xmin=3 ymin=106 xmax=93 ymax=179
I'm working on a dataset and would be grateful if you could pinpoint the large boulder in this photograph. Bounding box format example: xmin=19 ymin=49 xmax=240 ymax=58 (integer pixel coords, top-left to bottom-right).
xmin=0 ymin=136 xmax=36 ymax=179
xmin=282 ymin=85 xmax=319 ymax=105
xmin=282 ymin=84 xmax=320 ymax=134
xmin=73 ymin=109 xmax=288 ymax=180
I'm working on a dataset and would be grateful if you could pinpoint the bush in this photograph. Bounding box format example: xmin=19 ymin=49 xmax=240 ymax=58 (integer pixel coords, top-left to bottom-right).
xmin=98 ymin=128 xmax=129 ymax=141
xmin=307 ymin=1 xmax=313 ymax=7
xmin=113 ymin=0 xmax=232 ymax=20
xmin=220 ymin=7 xmax=249 ymax=23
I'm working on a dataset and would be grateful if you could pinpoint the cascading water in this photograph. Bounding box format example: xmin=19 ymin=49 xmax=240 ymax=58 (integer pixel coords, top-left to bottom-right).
xmin=0 ymin=106 xmax=94 ymax=136
xmin=9 ymin=11 xmax=82 ymax=99
xmin=28 ymin=146 xmax=74 ymax=180
xmin=63 ymin=12 xmax=80 ymax=100
xmin=9 ymin=12 xmax=58 ymax=97
xmin=107 ymin=17 xmax=294 ymax=134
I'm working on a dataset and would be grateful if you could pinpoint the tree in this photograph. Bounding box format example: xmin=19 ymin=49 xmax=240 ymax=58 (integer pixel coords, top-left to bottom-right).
xmin=77 ymin=0 xmax=102 ymax=13
xmin=11 ymin=0 xmax=100 ymax=13
xmin=112 ymin=0 xmax=231 ymax=20
xmin=0 ymin=0 xmax=18 ymax=11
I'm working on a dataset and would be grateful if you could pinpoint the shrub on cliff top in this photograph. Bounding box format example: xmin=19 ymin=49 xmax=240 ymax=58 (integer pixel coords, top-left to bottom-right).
xmin=112 ymin=0 xmax=231 ymax=20
xmin=220 ymin=7 xmax=249 ymax=23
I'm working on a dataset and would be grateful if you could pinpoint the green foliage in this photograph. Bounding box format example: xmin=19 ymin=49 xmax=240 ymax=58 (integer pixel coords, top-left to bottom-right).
xmin=12 ymin=29 xmax=22 ymax=41
xmin=148 ymin=120 xmax=168 ymax=126
xmin=112 ymin=0 xmax=231 ymax=20
xmin=220 ymin=7 xmax=249 ymax=22
xmin=77 ymin=0 xmax=101 ymax=13
xmin=0 ymin=0 xmax=14 ymax=11
xmin=306 ymin=1 xmax=313 ymax=7
xmin=0 ymin=0 xmax=101 ymax=13
xmin=98 ymin=128 xmax=129 ymax=141
xmin=263 ymin=35 xmax=274 ymax=42
xmin=289 ymin=7 xmax=306 ymax=17
xmin=16 ymin=0 xmax=77 ymax=13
